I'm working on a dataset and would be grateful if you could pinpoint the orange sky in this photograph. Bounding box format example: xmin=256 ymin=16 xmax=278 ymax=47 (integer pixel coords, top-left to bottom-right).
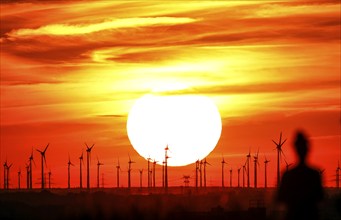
xmin=0 ymin=0 xmax=340 ymax=188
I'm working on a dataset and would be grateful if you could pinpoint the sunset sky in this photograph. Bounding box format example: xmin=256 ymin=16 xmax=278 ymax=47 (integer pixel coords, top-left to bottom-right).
xmin=1 ymin=0 xmax=340 ymax=188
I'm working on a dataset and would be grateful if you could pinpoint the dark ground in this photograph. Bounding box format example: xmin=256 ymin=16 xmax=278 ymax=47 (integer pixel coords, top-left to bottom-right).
xmin=0 ymin=187 xmax=340 ymax=220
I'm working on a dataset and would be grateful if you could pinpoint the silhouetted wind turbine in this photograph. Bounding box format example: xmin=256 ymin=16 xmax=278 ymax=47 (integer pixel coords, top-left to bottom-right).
xmin=128 ymin=154 xmax=135 ymax=189
xmin=203 ymin=158 xmax=211 ymax=188
xmin=79 ymin=151 xmax=84 ymax=189
xmin=48 ymin=169 xmax=52 ymax=189
xmin=221 ymin=157 xmax=226 ymax=188
xmin=139 ymin=169 xmax=143 ymax=188
xmin=3 ymin=161 xmax=8 ymax=189
xmin=25 ymin=164 xmax=29 ymax=189
xmin=229 ymin=168 xmax=232 ymax=187
xmin=242 ymin=163 xmax=246 ymax=188
xmin=164 ymin=145 xmax=170 ymax=189
xmin=246 ymin=149 xmax=251 ymax=188
xmin=183 ymin=175 xmax=190 ymax=187
xmin=147 ymin=156 xmax=151 ymax=188
xmin=264 ymin=157 xmax=270 ymax=188
xmin=162 ymin=160 xmax=165 ymax=188
xmin=285 ymin=158 xmax=293 ymax=172
xmin=152 ymin=159 xmax=158 ymax=188
xmin=85 ymin=143 xmax=94 ymax=189
xmin=37 ymin=144 xmax=49 ymax=189
xmin=195 ymin=160 xmax=199 ymax=189
xmin=237 ymin=168 xmax=241 ymax=188
xmin=67 ymin=155 xmax=74 ymax=189
xmin=272 ymin=132 xmax=287 ymax=187
xmin=116 ymin=158 xmax=120 ymax=188
xmin=284 ymin=158 xmax=292 ymax=172
xmin=96 ymin=157 xmax=103 ymax=188
xmin=6 ymin=163 xmax=12 ymax=189
xmin=336 ymin=161 xmax=340 ymax=188
xmin=199 ymin=160 xmax=203 ymax=187
xmin=253 ymin=148 xmax=259 ymax=188
xmin=29 ymin=149 xmax=35 ymax=189
xmin=18 ymin=168 xmax=21 ymax=189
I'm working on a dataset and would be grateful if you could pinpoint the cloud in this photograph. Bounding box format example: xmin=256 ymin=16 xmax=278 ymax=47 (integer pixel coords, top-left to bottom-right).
xmin=8 ymin=17 xmax=198 ymax=37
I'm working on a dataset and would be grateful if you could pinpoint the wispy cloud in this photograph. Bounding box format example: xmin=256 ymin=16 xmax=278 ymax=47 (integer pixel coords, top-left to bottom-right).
xmin=8 ymin=17 xmax=198 ymax=37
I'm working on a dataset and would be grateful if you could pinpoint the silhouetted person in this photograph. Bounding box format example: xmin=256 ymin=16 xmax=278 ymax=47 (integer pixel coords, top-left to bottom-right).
xmin=278 ymin=131 xmax=324 ymax=220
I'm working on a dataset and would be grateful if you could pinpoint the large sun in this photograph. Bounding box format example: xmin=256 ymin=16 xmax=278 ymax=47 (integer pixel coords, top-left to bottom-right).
xmin=127 ymin=94 xmax=222 ymax=166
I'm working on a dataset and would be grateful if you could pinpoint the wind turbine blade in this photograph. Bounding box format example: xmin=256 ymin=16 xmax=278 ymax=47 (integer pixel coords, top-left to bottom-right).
xmin=85 ymin=142 xmax=89 ymax=149
xmin=282 ymin=139 xmax=287 ymax=146
xmin=90 ymin=144 xmax=94 ymax=150
xmin=272 ymin=140 xmax=278 ymax=146
xmin=43 ymin=143 xmax=49 ymax=153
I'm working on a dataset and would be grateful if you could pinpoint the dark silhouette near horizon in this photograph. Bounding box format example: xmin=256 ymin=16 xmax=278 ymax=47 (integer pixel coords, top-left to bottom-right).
xmin=278 ymin=131 xmax=324 ymax=220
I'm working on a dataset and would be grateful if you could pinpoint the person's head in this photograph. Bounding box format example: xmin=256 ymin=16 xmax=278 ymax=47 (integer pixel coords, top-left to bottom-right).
xmin=294 ymin=131 xmax=310 ymax=163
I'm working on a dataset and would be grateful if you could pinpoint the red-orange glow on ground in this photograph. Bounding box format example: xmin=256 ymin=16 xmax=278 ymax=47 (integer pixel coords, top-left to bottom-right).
xmin=0 ymin=0 xmax=340 ymax=188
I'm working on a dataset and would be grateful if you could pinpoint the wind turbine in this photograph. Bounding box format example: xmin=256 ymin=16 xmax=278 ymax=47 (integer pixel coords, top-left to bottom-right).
xmin=229 ymin=168 xmax=232 ymax=187
xmin=67 ymin=155 xmax=74 ymax=189
xmin=284 ymin=158 xmax=292 ymax=172
xmin=237 ymin=168 xmax=241 ymax=188
xmin=242 ymin=162 xmax=246 ymax=188
xmin=79 ymin=151 xmax=84 ymax=189
xmin=128 ymin=154 xmax=135 ymax=189
xmin=246 ymin=149 xmax=251 ymax=188
xmin=48 ymin=169 xmax=52 ymax=189
xmin=336 ymin=161 xmax=340 ymax=188
xmin=18 ymin=168 xmax=21 ymax=189
xmin=28 ymin=149 xmax=35 ymax=189
xmin=199 ymin=160 xmax=203 ymax=187
xmin=25 ymin=164 xmax=30 ymax=189
xmin=3 ymin=161 xmax=7 ymax=189
xmin=272 ymin=132 xmax=287 ymax=187
xmin=139 ymin=169 xmax=143 ymax=188
xmin=152 ymin=159 xmax=158 ymax=188
xmin=221 ymin=157 xmax=226 ymax=188
xmin=85 ymin=143 xmax=94 ymax=189
xmin=203 ymin=158 xmax=211 ymax=188
xmin=195 ymin=160 xmax=199 ymax=189
xmin=162 ymin=160 xmax=165 ymax=188
xmin=164 ymin=145 xmax=170 ymax=189
xmin=147 ymin=156 xmax=151 ymax=188
xmin=37 ymin=144 xmax=49 ymax=189
xmin=96 ymin=157 xmax=103 ymax=188
xmin=253 ymin=149 xmax=259 ymax=188
xmin=183 ymin=175 xmax=190 ymax=187
xmin=264 ymin=157 xmax=270 ymax=188
xmin=116 ymin=158 xmax=120 ymax=188
xmin=6 ymin=163 xmax=12 ymax=189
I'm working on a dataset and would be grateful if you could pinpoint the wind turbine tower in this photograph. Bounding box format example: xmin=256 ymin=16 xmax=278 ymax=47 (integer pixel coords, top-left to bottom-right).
xmin=85 ymin=143 xmax=94 ymax=189
xmin=246 ymin=150 xmax=251 ymax=188
xmin=164 ymin=146 xmax=169 ymax=189
xmin=221 ymin=157 xmax=226 ymax=188
xmin=153 ymin=159 xmax=157 ymax=188
xmin=68 ymin=155 xmax=74 ymax=189
xmin=18 ymin=169 xmax=21 ymax=189
xmin=116 ymin=159 xmax=120 ymax=188
xmin=96 ymin=158 xmax=103 ymax=188
xmin=253 ymin=149 xmax=259 ymax=188
xmin=272 ymin=132 xmax=287 ymax=187
xmin=29 ymin=150 xmax=35 ymax=189
xmin=79 ymin=152 xmax=84 ymax=189
xmin=203 ymin=158 xmax=210 ymax=188
xmin=128 ymin=155 xmax=135 ymax=189
xmin=264 ymin=157 xmax=270 ymax=188
xmin=37 ymin=144 xmax=49 ymax=189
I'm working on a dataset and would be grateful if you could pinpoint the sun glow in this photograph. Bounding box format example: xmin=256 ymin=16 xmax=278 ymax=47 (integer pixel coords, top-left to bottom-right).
xmin=127 ymin=94 xmax=222 ymax=166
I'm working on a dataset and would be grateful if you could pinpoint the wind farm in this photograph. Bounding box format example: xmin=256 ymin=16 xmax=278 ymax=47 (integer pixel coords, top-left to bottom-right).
xmin=0 ymin=0 xmax=340 ymax=220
